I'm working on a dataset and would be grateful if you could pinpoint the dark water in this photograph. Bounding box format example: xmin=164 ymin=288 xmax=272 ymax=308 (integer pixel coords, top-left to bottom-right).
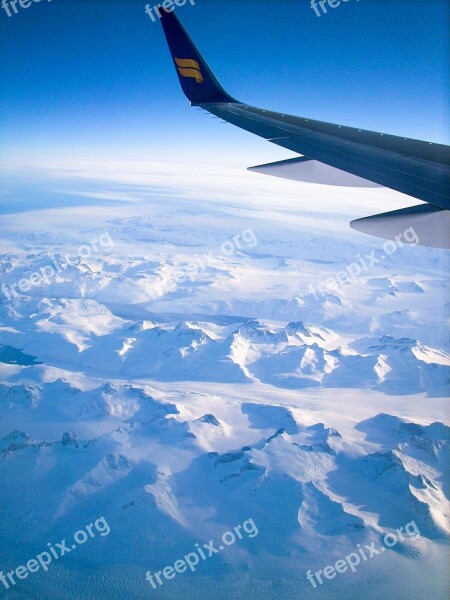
xmin=0 ymin=345 xmax=41 ymax=365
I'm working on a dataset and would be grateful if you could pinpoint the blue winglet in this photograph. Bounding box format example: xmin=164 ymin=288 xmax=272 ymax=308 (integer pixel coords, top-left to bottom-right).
xmin=160 ymin=7 xmax=236 ymax=105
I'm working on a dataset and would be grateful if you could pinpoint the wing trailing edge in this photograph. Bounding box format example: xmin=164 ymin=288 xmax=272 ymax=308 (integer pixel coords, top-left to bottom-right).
xmin=248 ymin=157 xmax=381 ymax=187
xmin=351 ymin=205 xmax=450 ymax=250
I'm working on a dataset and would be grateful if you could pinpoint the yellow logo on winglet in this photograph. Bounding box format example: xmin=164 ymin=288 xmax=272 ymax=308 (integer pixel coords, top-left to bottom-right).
xmin=175 ymin=57 xmax=204 ymax=84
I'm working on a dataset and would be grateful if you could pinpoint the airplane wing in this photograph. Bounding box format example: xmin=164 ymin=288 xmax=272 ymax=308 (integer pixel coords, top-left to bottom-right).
xmin=159 ymin=8 xmax=450 ymax=249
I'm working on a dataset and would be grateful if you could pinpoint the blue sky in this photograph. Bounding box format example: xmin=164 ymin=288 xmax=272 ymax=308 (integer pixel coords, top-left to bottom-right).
xmin=0 ymin=0 xmax=448 ymax=161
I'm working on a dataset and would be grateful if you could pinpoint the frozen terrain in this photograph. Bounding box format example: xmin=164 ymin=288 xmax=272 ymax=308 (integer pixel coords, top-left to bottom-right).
xmin=0 ymin=161 xmax=449 ymax=600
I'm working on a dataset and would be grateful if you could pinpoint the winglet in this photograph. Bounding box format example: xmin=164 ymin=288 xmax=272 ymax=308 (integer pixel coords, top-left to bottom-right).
xmin=159 ymin=7 xmax=236 ymax=105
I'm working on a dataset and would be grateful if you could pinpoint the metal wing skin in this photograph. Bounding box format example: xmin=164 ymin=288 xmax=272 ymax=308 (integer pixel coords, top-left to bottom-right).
xmin=159 ymin=8 xmax=450 ymax=249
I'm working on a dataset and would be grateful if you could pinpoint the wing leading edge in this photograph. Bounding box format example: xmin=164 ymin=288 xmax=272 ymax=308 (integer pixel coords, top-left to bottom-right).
xmin=159 ymin=8 xmax=450 ymax=248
